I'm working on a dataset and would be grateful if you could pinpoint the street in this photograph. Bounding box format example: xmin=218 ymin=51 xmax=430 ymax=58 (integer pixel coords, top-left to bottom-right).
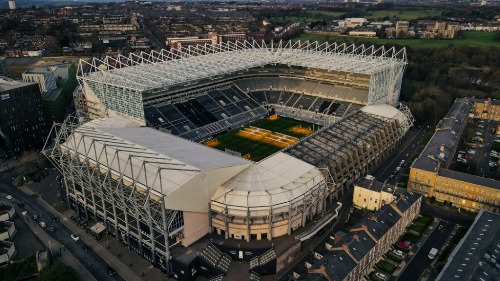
xmin=0 ymin=179 xmax=125 ymax=281
xmin=373 ymin=119 xmax=432 ymax=184
xmin=396 ymin=221 xmax=455 ymax=281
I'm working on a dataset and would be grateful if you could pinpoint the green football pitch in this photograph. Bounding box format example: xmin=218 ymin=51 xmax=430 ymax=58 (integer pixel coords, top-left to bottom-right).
xmin=203 ymin=116 xmax=320 ymax=162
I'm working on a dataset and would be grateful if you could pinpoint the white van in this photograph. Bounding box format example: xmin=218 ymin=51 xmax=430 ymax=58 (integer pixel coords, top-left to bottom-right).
xmin=428 ymin=248 xmax=438 ymax=259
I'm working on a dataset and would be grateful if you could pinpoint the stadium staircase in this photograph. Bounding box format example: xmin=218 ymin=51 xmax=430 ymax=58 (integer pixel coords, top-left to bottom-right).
xmin=209 ymin=274 xmax=225 ymax=281
xmin=199 ymin=244 xmax=232 ymax=274
xmin=250 ymin=271 xmax=261 ymax=281
xmin=249 ymin=248 xmax=277 ymax=270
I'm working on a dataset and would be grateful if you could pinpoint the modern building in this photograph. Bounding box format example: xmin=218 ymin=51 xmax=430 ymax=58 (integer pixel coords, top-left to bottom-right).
xmin=436 ymin=210 xmax=500 ymax=281
xmin=0 ymin=221 xmax=16 ymax=241
xmin=0 ymin=57 xmax=9 ymax=78
xmin=409 ymin=98 xmax=500 ymax=212
xmin=46 ymin=41 xmax=412 ymax=279
xmin=22 ymin=69 xmax=58 ymax=94
xmin=0 ymin=204 xmax=15 ymax=222
xmin=296 ymin=191 xmax=422 ymax=281
xmin=0 ymin=241 xmax=16 ymax=265
xmin=22 ymin=63 xmax=77 ymax=123
xmin=353 ymin=177 xmax=396 ymax=211
xmin=0 ymin=77 xmax=47 ymax=156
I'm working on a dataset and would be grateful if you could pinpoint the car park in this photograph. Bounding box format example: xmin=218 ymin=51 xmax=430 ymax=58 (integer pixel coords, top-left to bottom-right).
xmin=71 ymin=233 xmax=80 ymax=241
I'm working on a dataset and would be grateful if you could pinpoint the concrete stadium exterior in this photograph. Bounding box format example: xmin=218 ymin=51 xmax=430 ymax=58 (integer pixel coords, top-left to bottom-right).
xmin=44 ymin=40 xmax=412 ymax=279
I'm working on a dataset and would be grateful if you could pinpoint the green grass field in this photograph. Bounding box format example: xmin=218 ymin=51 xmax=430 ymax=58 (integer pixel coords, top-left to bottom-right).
xmin=204 ymin=116 xmax=318 ymax=161
xmin=295 ymin=31 xmax=500 ymax=48
xmin=367 ymin=9 xmax=444 ymax=20
xmin=306 ymin=10 xmax=345 ymax=18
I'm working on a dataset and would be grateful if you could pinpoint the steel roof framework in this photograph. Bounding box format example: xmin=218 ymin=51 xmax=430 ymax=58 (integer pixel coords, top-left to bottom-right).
xmin=78 ymin=40 xmax=407 ymax=96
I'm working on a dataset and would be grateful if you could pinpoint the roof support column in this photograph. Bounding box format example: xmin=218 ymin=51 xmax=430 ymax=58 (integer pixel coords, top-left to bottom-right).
xmin=146 ymin=196 xmax=157 ymax=264
xmin=287 ymin=203 xmax=292 ymax=236
xmin=160 ymin=196 xmax=171 ymax=275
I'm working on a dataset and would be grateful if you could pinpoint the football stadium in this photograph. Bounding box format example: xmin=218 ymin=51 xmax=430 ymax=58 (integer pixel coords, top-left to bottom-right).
xmin=45 ymin=40 xmax=413 ymax=280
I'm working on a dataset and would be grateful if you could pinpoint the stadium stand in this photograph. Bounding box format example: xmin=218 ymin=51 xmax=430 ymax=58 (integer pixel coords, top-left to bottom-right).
xmin=145 ymin=86 xmax=267 ymax=141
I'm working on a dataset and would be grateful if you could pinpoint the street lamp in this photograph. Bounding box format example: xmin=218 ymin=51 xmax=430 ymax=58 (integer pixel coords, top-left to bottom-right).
xmin=48 ymin=240 xmax=53 ymax=258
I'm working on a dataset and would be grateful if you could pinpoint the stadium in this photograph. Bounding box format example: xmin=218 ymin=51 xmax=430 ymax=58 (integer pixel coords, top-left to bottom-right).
xmin=45 ymin=40 xmax=413 ymax=280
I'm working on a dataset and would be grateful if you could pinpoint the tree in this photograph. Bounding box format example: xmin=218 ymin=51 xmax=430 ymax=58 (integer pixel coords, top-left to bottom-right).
xmin=37 ymin=263 xmax=80 ymax=281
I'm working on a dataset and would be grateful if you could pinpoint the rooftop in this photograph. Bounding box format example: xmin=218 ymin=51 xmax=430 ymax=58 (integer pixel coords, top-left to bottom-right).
xmin=438 ymin=168 xmax=500 ymax=191
xmin=0 ymin=76 xmax=36 ymax=92
xmin=356 ymin=178 xmax=396 ymax=194
xmin=412 ymin=98 xmax=472 ymax=172
xmin=59 ymin=115 xmax=251 ymax=213
xmin=299 ymin=191 xmax=421 ymax=280
xmin=436 ymin=210 xmax=500 ymax=281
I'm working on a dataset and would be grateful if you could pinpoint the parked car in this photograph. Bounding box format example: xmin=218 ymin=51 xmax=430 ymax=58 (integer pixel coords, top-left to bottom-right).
xmin=33 ymin=214 xmax=38 ymax=220
xmin=6 ymin=195 xmax=13 ymax=200
xmin=39 ymin=221 xmax=46 ymax=228
xmin=375 ymin=272 xmax=386 ymax=281
xmin=83 ymin=245 xmax=90 ymax=252
xmin=398 ymin=240 xmax=410 ymax=248
xmin=50 ymin=216 xmax=60 ymax=223
xmin=70 ymin=233 xmax=80 ymax=241
xmin=47 ymin=227 xmax=56 ymax=233
xmin=428 ymin=248 xmax=438 ymax=259
xmin=17 ymin=201 xmax=25 ymax=207
xmin=106 ymin=267 xmax=116 ymax=276
xmin=393 ymin=249 xmax=404 ymax=257
xmin=467 ymin=149 xmax=476 ymax=155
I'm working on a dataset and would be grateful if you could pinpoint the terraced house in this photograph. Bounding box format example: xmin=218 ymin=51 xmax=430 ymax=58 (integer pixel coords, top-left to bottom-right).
xmin=409 ymin=98 xmax=500 ymax=213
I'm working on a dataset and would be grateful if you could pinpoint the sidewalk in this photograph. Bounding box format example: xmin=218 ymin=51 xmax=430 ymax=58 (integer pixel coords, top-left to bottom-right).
xmin=18 ymin=185 xmax=144 ymax=281
xmin=20 ymin=209 xmax=95 ymax=281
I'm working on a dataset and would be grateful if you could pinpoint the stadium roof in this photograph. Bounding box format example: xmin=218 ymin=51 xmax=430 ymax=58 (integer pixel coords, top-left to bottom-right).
xmin=212 ymin=152 xmax=325 ymax=211
xmin=79 ymin=40 xmax=407 ymax=92
xmin=59 ymin=116 xmax=250 ymax=212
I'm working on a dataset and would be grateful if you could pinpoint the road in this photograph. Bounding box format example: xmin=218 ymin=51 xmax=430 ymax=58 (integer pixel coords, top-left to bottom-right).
xmin=421 ymin=203 xmax=474 ymax=227
xmin=373 ymin=119 xmax=433 ymax=184
xmin=138 ymin=16 xmax=165 ymax=49
xmin=0 ymin=180 xmax=125 ymax=281
xmin=397 ymin=221 xmax=455 ymax=281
